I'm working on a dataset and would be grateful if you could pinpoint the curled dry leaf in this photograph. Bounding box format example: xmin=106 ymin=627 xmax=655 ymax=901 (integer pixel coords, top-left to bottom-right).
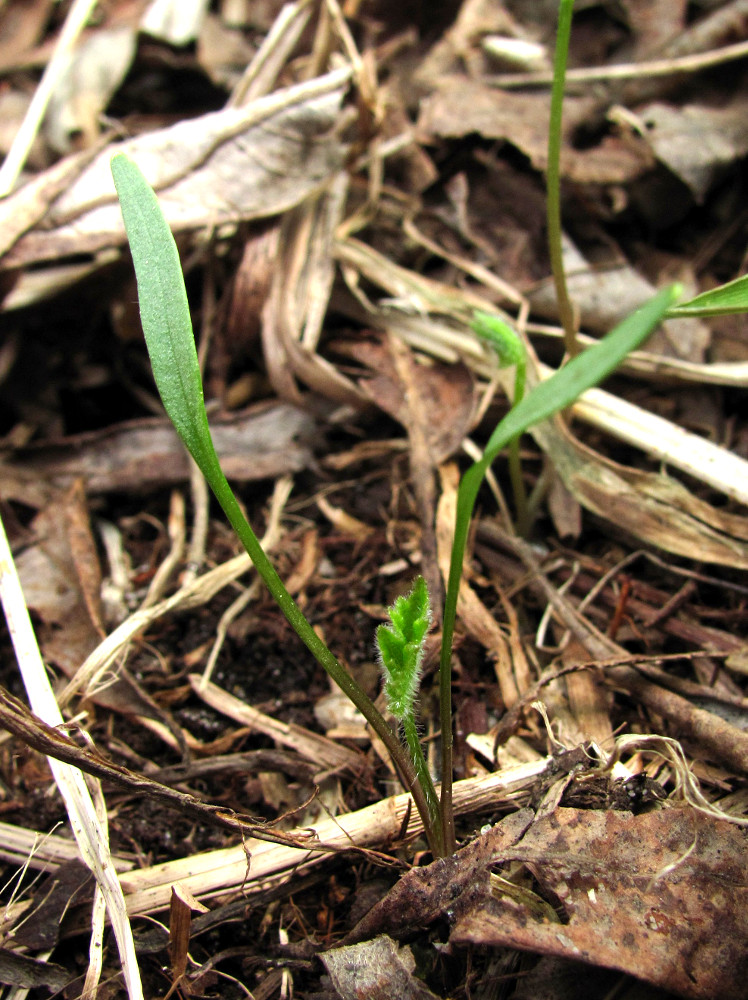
xmin=417 ymin=78 xmax=653 ymax=185
xmin=1 ymin=68 xmax=351 ymax=268
xmin=639 ymin=98 xmax=748 ymax=204
xmin=0 ymin=401 xmax=319 ymax=507
xmin=322 ymin=935 xmax=441 ymax=1000
xmin=531 ymin=415 xmax=748 ymax=569
xmin=451 ymin=806 xmax=748 ymax=1000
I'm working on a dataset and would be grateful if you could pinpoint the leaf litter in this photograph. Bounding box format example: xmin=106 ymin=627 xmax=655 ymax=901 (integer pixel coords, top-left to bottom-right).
xmin=0 ymin=0 xmax=747 ymax=997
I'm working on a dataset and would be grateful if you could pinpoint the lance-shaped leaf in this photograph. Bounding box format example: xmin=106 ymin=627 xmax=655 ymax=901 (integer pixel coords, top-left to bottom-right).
xmin=110 ymin=152 xmax=218 ymax=473
xmin=666 ymin=273 xmax=748 ymax=319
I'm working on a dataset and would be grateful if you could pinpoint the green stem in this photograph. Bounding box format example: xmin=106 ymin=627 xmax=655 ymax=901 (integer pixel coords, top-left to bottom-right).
xmin=439 ymin=460 xmax=484 ymax=855
xmin=198 ymin=446 xmax=443 ymax=856
xmin=508 ymin=356 xmax=529 ymax=535
xmin=547 ymin=0 xmax=578 ymax=356
xmin=402 ymin=714 xmax=443 ymax=856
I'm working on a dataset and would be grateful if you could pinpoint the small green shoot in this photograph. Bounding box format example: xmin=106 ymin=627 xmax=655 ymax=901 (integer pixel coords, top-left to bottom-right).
xmin=376 ymin=576 xmax=442 ymax=855
xmin=438 ymin=283 xmax=681 ymax=852
xmin=471 ymin=312 xmax=528 ymax=533
xmin=111 ymin=152 xmax=443 ymax=856
xmin=112 ymin=147 xmax=681 ymax=860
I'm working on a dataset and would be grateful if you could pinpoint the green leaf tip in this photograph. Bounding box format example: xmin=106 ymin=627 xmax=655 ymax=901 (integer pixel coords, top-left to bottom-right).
xmin=111 ymin=152 xmax=217 ymax=475
xmin=666 ymin=273 xmax=748 ymax=319
xmin=472 ymin=311 xmax=524 ymax=367
xmin=377 ymin=576 xmax=431 ymax=721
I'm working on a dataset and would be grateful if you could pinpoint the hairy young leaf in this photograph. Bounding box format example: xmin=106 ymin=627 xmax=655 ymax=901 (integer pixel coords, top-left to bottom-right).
xmin=377 ymin=576 xmax=431 ymax=721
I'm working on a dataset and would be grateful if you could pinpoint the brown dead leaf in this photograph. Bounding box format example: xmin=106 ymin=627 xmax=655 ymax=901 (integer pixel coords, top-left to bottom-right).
xmin=15 ymin=500 xmax=102 ymax=673
xmin=639 ymin=98 xmax=748 ymax=204
xmin=0 ymin=0 xmax=51 ymax=72
xmin=345 ymin=809 xmax=534 ymax=944
xmin=339 ymin=334 xmax=477 ymax=465
xmin=262 ymin=175 xmax=362 ymax=406
xmin=322 ymin=935 xmax=441 ymax=1000
xmin=43 ymin=26 xmax=137 ymax=154
xmin=531 ymin=416 xmax=748 ymax=569
xmin=0 ymin=401 xmax=318 ymax=507
xmin=9 ymin=860 xmax=93 ymax=951
xmin=626 ymin=0 xmax=688 ymax=56
xmin=63 ymin=478 xmax=106 ymax=638
xmin=451 ymin=806 xmax=748 ymax=1000
xmin=418 ymin=79 xmax=652 ymax=185
xmin=13 ymin=495 xmax=189 ymax=731
xmin=337 ymin=332 xmax=477 ymax=610
xmin=1 ymin=68 xmax=350 ymax=268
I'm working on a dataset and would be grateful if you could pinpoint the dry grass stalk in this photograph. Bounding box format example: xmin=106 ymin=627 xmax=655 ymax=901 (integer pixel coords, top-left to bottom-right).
xmin=119 ymin=758 xmax=552 ymax=916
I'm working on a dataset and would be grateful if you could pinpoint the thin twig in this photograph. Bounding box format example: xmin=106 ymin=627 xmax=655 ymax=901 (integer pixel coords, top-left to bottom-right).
xmin=488 ymin=39 xmax=748 ymax=89
xmin=0 ymin=0 xmax=100 ymax=196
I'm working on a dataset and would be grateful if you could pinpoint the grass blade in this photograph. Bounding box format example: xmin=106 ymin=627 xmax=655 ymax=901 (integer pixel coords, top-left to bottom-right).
xmin=438 ymin=283 xmax=681 ymax=852
xmin=665 ymin=273 xmax=748 ymax=318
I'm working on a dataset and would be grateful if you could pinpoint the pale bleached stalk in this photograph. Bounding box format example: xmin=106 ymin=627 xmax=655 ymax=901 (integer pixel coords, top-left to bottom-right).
xmin=0 ymin=513 xmax=143 ymax=1000
xmin=119 ymin=757 xmax=553 ymax=915
xmin=0 ymin=0 xmax=99 ymax=196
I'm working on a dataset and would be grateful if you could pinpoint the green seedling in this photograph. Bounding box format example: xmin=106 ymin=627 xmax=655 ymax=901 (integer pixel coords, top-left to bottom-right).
xmin=111 ymin=0 xmax=743 ymax=861
xmin=376 ymin=576 xmax=441 ymax=852
xmin=471 ymin=312 xmax=528 ymax=533
xmin=112 ymin=151 xmax=679 ymax=858
xmin=437 ymin=284 xmax=679 ymax=849
xmin=110 ymin=152 xmax=443 ymax=855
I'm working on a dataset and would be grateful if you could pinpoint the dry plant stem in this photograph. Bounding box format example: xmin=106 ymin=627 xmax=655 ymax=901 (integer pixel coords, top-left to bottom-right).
xmin=490 ymin=528 xmax=748 ymax=773
xmin=0 ymin=0 xmax=100 ymax=196
xmin=0 ymin=685 xmax=338 ymax=853
xmin=547 ymin=0 xmax=578 ymax=356
xmin=0 ymin=517 xmax=143 ymax=1000
xmin=489 ymin=39 xmax=748 ymax=87
xmin=119 ymin=760 xmax=552 ymax=915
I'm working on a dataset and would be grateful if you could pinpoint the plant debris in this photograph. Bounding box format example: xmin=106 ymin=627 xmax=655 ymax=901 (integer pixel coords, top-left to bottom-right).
xmin=0 ymin=1 xmax=747 ymax=997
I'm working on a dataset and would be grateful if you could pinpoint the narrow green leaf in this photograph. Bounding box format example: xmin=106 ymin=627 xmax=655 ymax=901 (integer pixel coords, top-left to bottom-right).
xmin=472 ymin=312 xmax=524 ymax=367
xmin=665 ymin=273 xmax=748 ymax=318
xmin=111 ymin=153 xmax=215 ymax=469
xmin=481 ymin=284 xmax=681 ymax=467
xmin=440 ymin=282 xmax=681 ymax=797
xmin=112 ymin=152 xmax=446 ymax=856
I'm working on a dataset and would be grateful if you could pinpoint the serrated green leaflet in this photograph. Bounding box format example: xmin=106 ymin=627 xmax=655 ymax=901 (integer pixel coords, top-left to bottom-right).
xmin=377 ymin=575 xmax=430 ymax=721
